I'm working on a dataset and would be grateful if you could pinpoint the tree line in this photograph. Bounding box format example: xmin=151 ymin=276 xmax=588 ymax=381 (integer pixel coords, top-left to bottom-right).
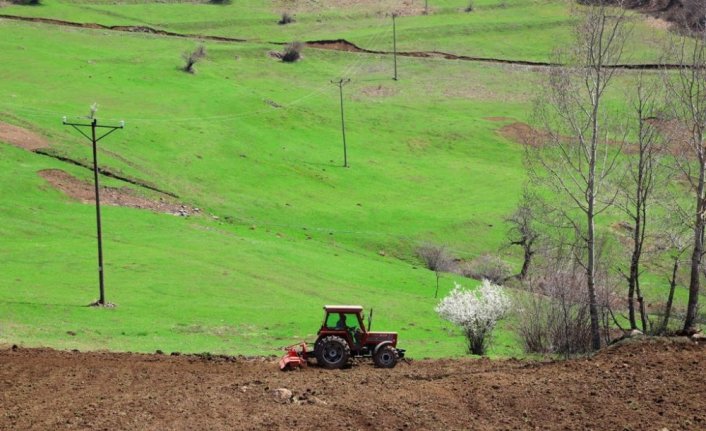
xmin=508 ymin=1 xmax=706 ymax=353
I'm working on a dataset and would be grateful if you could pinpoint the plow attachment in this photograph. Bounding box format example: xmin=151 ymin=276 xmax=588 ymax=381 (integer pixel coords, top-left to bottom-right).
xmin=279 ymin=342 xmax=309 ymax=371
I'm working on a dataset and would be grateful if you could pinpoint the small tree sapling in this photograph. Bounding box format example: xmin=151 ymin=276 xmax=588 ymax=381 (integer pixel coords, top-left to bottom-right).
xmin=436 ymin=280 xmax=510 ymax=355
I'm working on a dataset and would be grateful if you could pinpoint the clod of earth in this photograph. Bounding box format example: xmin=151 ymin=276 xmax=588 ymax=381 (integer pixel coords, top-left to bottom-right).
xmin=271 ymin=388 xmax=293 ymax=403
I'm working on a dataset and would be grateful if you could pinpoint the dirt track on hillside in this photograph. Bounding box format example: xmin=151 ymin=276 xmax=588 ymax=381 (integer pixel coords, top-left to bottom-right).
xmin=1 ymin=338 xmax=705 ymax=430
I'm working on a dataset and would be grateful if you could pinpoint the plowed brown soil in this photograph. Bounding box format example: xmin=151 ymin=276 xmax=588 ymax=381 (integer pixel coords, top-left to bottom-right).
xmin=1 ymin=338 xmax=704 ymax=430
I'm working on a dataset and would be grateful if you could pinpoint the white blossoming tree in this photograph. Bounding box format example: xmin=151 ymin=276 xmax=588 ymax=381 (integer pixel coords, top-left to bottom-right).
xmin=436 ymin=279 xmax=511 ymax=355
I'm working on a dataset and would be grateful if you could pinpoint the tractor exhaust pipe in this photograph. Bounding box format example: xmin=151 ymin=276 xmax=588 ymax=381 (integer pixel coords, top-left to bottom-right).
xmin=368 ymin=308 xmax=373 ymax=331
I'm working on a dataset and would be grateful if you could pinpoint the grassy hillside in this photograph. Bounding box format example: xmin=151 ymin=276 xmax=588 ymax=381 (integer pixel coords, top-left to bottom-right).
xmin=0 ymin=0 xmax=696 ymax=358
xmin=1 ymin=0 xmax=668 ymax=61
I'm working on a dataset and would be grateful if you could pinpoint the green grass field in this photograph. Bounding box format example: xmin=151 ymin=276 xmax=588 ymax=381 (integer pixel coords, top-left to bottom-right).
xmin=0 ymin=0 xmax=698 ymax=358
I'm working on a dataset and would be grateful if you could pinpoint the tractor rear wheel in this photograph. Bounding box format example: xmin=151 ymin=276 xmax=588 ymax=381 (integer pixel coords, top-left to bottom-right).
xmin=315 ymin=336 xmax=350 ymax=369
xmin=373 ymin=344 xmax=398 ymax=368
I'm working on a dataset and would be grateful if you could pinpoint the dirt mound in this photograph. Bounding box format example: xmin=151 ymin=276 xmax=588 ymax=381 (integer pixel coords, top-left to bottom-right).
xmin=38 ymin=169 xmax=196 ymax=216
xmin=0 ymin=121 xmax=49 ymax=151
xmin=1 ymin=338 xmax=704 ymax=430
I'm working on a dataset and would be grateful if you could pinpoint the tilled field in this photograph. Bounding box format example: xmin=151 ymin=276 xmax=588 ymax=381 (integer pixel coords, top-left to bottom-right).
xmin=1 ymin=338 xmax=704 ymax=430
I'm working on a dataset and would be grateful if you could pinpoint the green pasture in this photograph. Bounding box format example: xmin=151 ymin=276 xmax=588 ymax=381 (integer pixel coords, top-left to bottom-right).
xmin=0 ymin=1 xmax=699 ymax=358
xmin=0 ymin=19 xmax=532 ymax=357
xmin=1 ymin=0 xmax=667 ymax=62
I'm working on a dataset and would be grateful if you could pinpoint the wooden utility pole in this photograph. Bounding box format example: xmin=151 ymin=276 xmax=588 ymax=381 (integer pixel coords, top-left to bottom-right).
xmin=393 ymin=14 xmax=398 ymax=81
xmin=62 ymin=115 xmax=124 ymax=306
xmin=331 ymin=78 xmax=351 ymax=167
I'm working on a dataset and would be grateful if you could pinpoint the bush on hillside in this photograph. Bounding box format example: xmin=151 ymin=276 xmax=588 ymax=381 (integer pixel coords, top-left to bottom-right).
xmin=416 ymin=244 xmax=452 ymax=272
xmin=462 ymin=254 xmax=512 ymax=284
xmin=10 ymin=0 xmax=40 ymax=5
xmin=281 ymin=42 xmax=303 ymax=62
xmin=517 ymin=253 xmax=616 ymax=358
xmin=278 ymin=12 xmax=295 ymax=25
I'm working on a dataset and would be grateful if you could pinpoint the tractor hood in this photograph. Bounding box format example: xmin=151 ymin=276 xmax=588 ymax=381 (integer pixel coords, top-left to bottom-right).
xmin=366 ymin=331 xmax=398 ymax=345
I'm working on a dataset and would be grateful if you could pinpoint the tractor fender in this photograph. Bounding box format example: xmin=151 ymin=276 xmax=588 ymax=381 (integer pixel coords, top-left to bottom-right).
xmin=373 ymin=341 xmax=394 ymax=355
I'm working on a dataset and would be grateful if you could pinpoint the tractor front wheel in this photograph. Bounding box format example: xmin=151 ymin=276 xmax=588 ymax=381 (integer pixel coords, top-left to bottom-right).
xmin=315 ymin=336 xmax=350 ymax=369
xmin=373 ymin=344 xmax=398 ymax=368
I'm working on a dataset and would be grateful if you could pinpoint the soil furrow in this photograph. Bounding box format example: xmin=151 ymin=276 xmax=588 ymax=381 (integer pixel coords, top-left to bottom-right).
xmin=1 ymin=338 xmax=704 ymax=430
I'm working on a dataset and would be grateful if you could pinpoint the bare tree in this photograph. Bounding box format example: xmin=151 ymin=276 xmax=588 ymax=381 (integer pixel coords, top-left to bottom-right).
xmin=528 ymin=3 xmax=629 ymax=350
xmin=182 ymin=44 xmax=206 ymax=74
xmin=416 ymin=244 xmax=451 ymax=298
xmin=663 ymin=20 xmax=706 ymax=334
xmin=615 ymin=74 xmax=667 ymax=331
xmin=270 ymin=42 xmax=304 ymax=63
xmin=506 ymin=187 xmax=540 ymax=280
xmin=516 ymin=240 xmax=595 ymax=358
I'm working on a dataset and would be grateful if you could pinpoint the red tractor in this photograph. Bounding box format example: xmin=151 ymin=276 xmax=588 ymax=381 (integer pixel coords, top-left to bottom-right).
xmin=279 ymin=305 xmax=405 ymax=370
xmin=312 ymin=305 xmax=405 ymax=369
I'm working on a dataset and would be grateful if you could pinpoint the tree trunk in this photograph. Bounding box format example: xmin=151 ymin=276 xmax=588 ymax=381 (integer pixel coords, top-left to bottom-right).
xmin=519 ymin=247 xmax=532 ymax=280
xmin=662 ymin=257 xmax=679 ymax=332
xmin=684 ymin=159 xmax=705 ymax=333
xmin=587 ymin=54 xmax=602 ymax=351
xmin=434 ymin=272 xmax=440 ymax=299
xmin=587 ymin=213 xmax=601 ymax=351
xmin=636 ymin=281 xmax=648 ymax=332
xmin=627 ymin=216 xmax=640 ymax=329
xmin=627 ymin=138 xmax=647 ymax=330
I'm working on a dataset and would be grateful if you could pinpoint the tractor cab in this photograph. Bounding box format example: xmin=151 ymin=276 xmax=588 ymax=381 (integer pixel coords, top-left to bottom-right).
xmin=320 ymin=305 xmax=366 ymax=347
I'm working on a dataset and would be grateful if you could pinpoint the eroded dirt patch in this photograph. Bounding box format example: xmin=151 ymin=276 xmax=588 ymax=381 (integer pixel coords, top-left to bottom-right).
xmin=275 ymin=0 xmax=425 ymax=16
xmin=38 ymin=169 xmax=196 ymax=216
xmin=305 ymin=39 xmax=367 ymax=53
xmin=497 ymin=122 xmax=548 ymax=147
xmin=0 ymin=121 xmax=49 ymax=151
xmin=644 ymin=15 xmax=672 ymax=31
xmin=0 ymin=338 xmax=704 ymax=430
xmin=357 ymin=84 xmax=397 ymax=99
